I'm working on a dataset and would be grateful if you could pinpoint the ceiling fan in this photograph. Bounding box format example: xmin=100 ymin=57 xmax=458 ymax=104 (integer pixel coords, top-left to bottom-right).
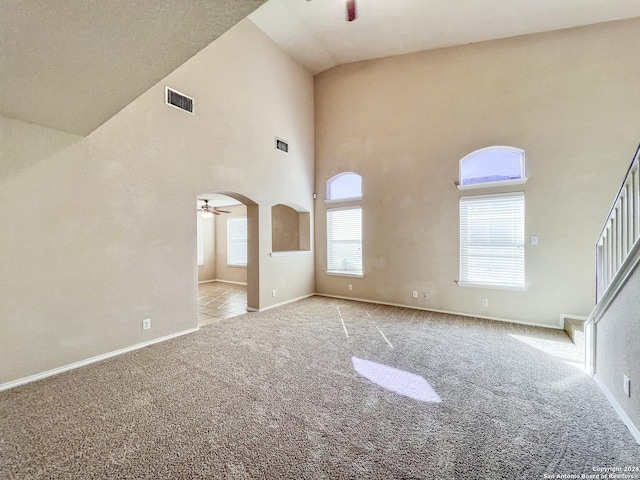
xmin=306 ymin=0 xmax=356 ymax=22
xmin=198 ymin=199 xmax=231 ymax=218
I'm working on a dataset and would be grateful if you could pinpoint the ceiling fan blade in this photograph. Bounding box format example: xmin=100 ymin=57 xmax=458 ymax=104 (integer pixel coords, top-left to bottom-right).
xmin=215 ymin=209 xmax=231 ymax=214
xmin=346 ymin=0 xmax=356 ymax=22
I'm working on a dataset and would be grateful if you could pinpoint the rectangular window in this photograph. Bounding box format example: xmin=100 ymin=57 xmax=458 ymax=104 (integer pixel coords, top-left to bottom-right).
xmin=227 ymin=217 xmax=248 ymax=266
xmin=197 ymin=216 xmax=204 ymax=266
xmin=327 ymin=207 xmax=362 ymax=275
xmin=459 ymin=192 xmax=524 ymax=289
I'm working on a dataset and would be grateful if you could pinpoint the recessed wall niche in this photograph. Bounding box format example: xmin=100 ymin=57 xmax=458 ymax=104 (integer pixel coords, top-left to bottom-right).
xmin=271 ymin=204 xmax=311 ymax=252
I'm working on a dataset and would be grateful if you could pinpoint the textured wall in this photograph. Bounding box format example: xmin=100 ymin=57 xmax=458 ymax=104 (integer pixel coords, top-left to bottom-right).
xmin=314 ymin=18 xmax=640 ymax=327
xmin=0 ymin=19 xmax=314 ymax=385
xmin=272 ymin=204 xmax=301 ymax=252
xmin=596 ymin=264 xmax=640 ymax=432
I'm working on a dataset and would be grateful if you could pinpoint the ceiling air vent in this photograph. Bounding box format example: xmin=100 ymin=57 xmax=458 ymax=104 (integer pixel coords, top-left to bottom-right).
xmin=165 ymin=86 xmax=194 ymax=114
xmin=276 ymin=137 xmax=289 ymax=153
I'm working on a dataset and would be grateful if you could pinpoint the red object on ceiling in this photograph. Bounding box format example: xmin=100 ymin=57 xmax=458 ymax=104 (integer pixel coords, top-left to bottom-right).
xmin=346 ymin=0 xmax=357 ymax=22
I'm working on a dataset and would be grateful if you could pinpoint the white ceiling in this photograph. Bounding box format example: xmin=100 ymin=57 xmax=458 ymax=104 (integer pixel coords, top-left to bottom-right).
xmin=0 ymin=0 xmax=266 ymax=136
xmin=249 ymin=0 xmax=640 ymax=74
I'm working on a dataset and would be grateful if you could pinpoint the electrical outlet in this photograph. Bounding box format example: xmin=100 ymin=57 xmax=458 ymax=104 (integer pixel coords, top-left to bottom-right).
xmin=142 ymin=318 xmax=151 ymax=330
xmin=412 ymin=290 xmax=418 ymax=298
xmin=481 ymin=299 xmax=489 ymax=307
xmin=424 ymin=292 xmax=430 ymax=300
xmin=348 ymin=284 xmax=353 ymax=291
xmin=624 ymin=375 xmax=631 ymax=397
xmin=272 ymin=290 xmax=277 ymax=298
xmin=531 ymin=235 xmax=539 ymax=245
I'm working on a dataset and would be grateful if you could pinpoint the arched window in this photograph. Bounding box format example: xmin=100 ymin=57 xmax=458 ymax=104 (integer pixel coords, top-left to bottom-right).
xmin=325 ymin=172 xmax=363 ymax=276
xmin=458 ymin=147 xmax=526 ymax=289
xmin=458 ymin=146 xmax=526 ymax=189
xmin=327 ymin=172 xmax=362 ymax=201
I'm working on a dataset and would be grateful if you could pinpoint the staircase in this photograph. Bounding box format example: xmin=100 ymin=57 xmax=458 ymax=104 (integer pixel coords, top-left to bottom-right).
xmin=562 ymin=315 xmax=586 ymax=354
xmin=584 ymin=142 xmax=640 ymax=444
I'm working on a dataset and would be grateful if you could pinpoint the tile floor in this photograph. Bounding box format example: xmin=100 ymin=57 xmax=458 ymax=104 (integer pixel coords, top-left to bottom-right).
xmin=197 ymin=282 xmax=247 ymax=327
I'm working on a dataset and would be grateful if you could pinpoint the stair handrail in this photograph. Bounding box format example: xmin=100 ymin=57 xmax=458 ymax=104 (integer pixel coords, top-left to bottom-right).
xmin=595 ymin=143 xmax=640 ymax=303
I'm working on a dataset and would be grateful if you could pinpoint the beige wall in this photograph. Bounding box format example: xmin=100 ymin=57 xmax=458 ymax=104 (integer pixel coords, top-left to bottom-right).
xmin=596 ymin=263 xmax=640 ymax=433
xmin=215 ymin=204 xmax=248 ymax=284
xmin=0 ymin=19 xmax=315 ymax=385
xmin=314 ymin=18 xmax=640 ymax=327
xmin=272 ymin=204 xmax=300 ymax=252
xmin=4 ymin=13 xmax=639 ymax=388
xmin=197 ymin=216 xmax=216 ymax=282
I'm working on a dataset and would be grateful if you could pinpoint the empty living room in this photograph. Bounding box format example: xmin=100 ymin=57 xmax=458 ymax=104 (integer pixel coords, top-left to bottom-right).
xmin=1 ymin=1 xmax=640 ymax=478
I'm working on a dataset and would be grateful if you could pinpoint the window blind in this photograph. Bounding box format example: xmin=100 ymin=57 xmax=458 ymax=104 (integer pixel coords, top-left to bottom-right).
xmin=459 ymin=192 xmax=524 ymax=287
xmin=227 ymin=217 xmax=248 ymax=266
xmin=327 ymin=207 xmax=362 ymax=275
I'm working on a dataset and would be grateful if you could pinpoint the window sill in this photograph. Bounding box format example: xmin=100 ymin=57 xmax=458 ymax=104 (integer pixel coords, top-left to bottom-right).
xmin=270 ymin=251 xmax=312 ymax=257
xmin=325 ymin=196 xmax=363 ymax=205
xmin=227 ymin=263 xmax=247 ymax=268
xmin=456 ymin=281 xmax=528 ymax=292
xmin=326 ymin=271 xmax=363 ymax=278
xmin=457 ymin=178 xmax=528 ymax=191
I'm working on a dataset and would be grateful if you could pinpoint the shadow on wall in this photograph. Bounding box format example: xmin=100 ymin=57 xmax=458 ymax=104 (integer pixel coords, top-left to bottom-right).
xmin=0 ymin=117 xmax=82 ymax=180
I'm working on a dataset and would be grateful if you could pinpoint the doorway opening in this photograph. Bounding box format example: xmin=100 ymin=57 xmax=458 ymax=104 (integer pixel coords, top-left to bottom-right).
xmin=196 ymin=192 xmax=259 ymax=326
xmin=197 ymin=282 xmax=247 ymax=326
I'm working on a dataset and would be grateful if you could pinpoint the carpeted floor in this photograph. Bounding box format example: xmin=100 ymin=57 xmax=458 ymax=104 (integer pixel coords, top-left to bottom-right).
xmin=1 ymin=296 xmax=639 ymax=479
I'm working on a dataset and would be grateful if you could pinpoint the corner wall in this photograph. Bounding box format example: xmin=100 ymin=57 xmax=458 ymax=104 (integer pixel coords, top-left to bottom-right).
xmin=198 ymin=216 xmax=216 ymax=282
xmin=594 ymin=261 xmax=640 ymax=439
xmin=314 ymin=18 xmax=640 ymax=327
xmin=0 ymin=19 xmax=314 ymax=385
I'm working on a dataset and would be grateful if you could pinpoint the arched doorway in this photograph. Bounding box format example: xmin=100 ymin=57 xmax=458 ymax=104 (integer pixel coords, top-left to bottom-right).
xmin=196 ymin=192 xmax=259 ymax=325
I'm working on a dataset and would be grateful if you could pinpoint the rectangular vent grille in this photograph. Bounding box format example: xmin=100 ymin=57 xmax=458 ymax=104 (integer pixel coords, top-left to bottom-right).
xmin=276 ymin=137 xmax=289 ymax=153
xmin=165 ymin=87 xmax=194 ymax=114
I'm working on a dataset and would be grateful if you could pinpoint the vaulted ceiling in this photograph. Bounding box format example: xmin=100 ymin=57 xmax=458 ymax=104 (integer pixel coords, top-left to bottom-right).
xmin=0 ymin=0 xmax=266 ymax=136
xmin=250 ymin=0 xmax=640 ymax=75
xmin=2 ymin=0 xmax=639 ymax=136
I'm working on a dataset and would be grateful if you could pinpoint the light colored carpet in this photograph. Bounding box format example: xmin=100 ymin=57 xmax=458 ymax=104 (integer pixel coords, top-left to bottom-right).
xmin=1 ymin=296 xmax=639 ymax=479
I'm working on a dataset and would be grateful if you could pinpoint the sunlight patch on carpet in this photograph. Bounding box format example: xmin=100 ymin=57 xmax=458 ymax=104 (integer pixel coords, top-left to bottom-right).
xmin=509 ymin=334 xmax=585 ymax=372
xmin=352 ymin=357 xmax=441 ymax=403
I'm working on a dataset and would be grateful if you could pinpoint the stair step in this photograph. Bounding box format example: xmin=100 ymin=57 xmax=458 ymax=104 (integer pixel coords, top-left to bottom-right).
xmin=562 ymin=315 xmax=587 ymax=354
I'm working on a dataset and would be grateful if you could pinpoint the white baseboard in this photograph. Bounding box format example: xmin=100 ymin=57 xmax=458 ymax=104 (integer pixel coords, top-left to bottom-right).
xmin=198 ymin=279 xmax=248 ymax=286
xmin=314 ymin=293 xmax=563 ymax=330
xmin=259 ymin=293 xmax=315 ymax=312
xmin=0 ymin=327 xmax=199 ymax=393
xmin=593 ymin=374 xmax=640 ymax=444
xmin=213 ymin=279 xmax=247 ymax=286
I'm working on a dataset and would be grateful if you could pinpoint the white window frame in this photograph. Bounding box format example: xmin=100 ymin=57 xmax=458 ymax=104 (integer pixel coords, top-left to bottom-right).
xmin=457 ymin=146 xmax=527 ymax=190
xmin=326 ymin=172 xmax=363 ymax=203
xmin=227 ymin=217 xmax=248 ymax=267
xmin=326 ymin=206 xmax=363 ymax=277
xmin=458 ymin=192 xmax=526 ymax=291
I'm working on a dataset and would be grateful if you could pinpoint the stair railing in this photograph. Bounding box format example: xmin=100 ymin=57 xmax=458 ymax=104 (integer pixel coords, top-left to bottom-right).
xmin=595 ymin=144 xmax=640 ymax=302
